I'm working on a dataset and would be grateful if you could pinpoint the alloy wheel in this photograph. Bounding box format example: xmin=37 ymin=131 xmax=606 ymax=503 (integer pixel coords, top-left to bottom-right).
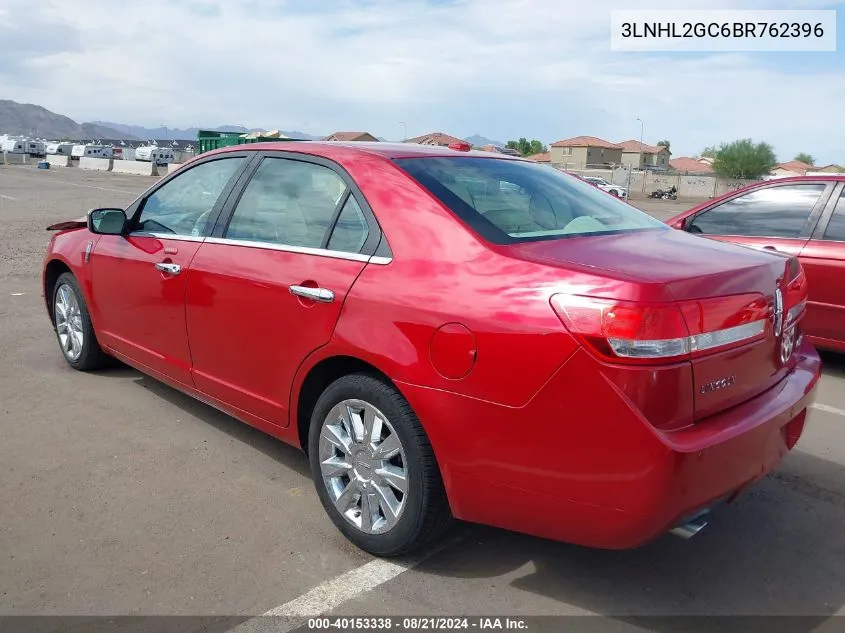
xmin=318 ymin=399 xmax=408 ymax=534
xmin=55 ymin=283 xmax=84 ymax=362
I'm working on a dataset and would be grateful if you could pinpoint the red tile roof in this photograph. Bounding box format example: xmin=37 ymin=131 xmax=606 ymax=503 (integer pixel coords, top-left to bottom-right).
xmin=774 ymin=160 xmax=813 ymax=174
xmin=618 ymin=139 xmax=669 ymax=154
xmin=550 ymin=136 xmax=621 ymax=150
xmin=669 ymin=156 xmax=713 ymax=173
xmin=324 ymin=132 xmax=378 ymax=142
xmin=524 ymin=152 xmax=551 ymax=163
xmin=405 ymin=132 xmax=466 ymax=146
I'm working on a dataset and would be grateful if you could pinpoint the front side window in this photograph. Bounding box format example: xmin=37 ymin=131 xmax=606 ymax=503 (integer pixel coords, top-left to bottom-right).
xmin=823 ymin=191 xmax=845 ymax=242
xmin=135 ymin=157 xmax=245 ymax=236
xmin=225 ymin=157 xmax=348 ymax=248
xmin=688 ymin=184 xmax=826 ymax=239
xmin=395 ymin=157 xmax=665 ymax=244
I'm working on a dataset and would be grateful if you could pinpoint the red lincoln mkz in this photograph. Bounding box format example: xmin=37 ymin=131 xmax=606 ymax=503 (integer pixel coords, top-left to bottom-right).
xmin=43 ymin=141 xmax=820 ymax=556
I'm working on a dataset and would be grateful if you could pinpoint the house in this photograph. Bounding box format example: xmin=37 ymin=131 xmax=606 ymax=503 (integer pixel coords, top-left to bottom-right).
xmin=524 ymin=152 xmax=551 ymax=163
xmin=323 ymin=132 xmax=379 ymax=142
xmin=771 ymin=160 xmax=813 ymax=177
xmin=618 ymin=140 xmax=671 ymax=170
xmin=405 ymin=132 xmax=466 ymax=146
xmin=811 ymin=164 xmax=844 ymax=173
xmin=669 ymin=156 xmax=713 ymax=174
xmin=479 ymin=144 xmax=521 ymax=156
xmin=549 ymin=136 xmax=623 ymax=168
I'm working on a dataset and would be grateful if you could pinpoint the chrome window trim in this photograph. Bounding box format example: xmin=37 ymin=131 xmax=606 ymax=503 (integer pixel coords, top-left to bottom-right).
xmin=203 ymin=237 xmax=393 ymax=265
xmin=128 ymin=231 xmax=206 ymax=243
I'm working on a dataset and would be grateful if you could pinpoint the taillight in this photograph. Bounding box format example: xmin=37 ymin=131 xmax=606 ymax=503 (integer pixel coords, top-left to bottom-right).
xmin=550 ymin=293 xmax=769 ymax=365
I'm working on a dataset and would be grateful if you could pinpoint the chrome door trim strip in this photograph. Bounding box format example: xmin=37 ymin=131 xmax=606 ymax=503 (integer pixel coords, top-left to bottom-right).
xmin=128 ymin=231 xmax=206 ymax=243
xmin=203 ymin=236 xmax=393 ymax=265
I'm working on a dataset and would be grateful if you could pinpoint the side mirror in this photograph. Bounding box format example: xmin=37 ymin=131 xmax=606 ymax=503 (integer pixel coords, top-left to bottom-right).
xmin=87 ymin=208 xmax=127 ymax=235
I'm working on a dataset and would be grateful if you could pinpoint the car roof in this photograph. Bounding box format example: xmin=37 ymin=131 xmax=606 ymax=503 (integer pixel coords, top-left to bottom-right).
xmin=207 ymin=140 xmax=524 ymax=162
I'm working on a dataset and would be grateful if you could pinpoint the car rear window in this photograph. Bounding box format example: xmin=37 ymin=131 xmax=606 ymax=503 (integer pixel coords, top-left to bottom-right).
xmin=394 ymin=157 xmax=665 ymax=244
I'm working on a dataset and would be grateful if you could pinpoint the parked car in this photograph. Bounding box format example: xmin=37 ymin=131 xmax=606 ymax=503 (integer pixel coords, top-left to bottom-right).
xmin=667 ymin=175 xmax=845 ymax=354
xmin=583 ymin=176 xmax=628 ymax=199
xmin=43 ymin=141 xmax=819 ymax=556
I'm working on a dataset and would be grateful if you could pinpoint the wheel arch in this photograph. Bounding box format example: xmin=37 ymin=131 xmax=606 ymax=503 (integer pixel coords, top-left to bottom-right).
xmin=43 ymin=257 xmax=73 ymax=325
xmin=294 ymin=354 xmax=399 ymax=455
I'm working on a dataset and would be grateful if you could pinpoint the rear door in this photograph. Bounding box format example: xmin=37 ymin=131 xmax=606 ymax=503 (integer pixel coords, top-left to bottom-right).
xmin=185 ymin=152 xmax=384 ymax=427
xmin=685 ymin=181 xmax=835 ymax=259
xmin=798 ymin=183 xmax=845 ymax=349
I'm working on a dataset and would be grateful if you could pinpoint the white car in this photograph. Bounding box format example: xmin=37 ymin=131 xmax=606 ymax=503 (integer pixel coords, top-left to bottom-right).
xmin=583 ymin=177 xmax=628 ymax=199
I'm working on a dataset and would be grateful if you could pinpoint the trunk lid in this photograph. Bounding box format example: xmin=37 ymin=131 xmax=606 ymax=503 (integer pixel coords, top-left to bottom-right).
xmin=509 ymin=228 xmax=801 ymax=422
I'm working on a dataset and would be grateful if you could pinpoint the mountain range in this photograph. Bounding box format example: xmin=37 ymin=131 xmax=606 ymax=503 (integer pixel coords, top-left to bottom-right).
xmin=0 ymin=100 xmax=138 ymax=140
xmin=0 ymin=99 xmax=505 ymax=146
xmin=89 ymin=122 xmax=319 ymax=141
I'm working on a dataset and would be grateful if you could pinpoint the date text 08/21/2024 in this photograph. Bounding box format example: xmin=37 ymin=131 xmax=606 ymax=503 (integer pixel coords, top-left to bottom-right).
xmin=305 ymin=617 xmax=528 ymax=630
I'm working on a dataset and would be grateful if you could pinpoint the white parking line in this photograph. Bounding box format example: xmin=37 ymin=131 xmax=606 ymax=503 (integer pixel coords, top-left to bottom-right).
xmin=811 ymin=403 xmax=845 ymax=417
xmin=232 ymin=534 xmax=464 ymax=633
xmin=0 ymin=193 xmax=16 ymax=200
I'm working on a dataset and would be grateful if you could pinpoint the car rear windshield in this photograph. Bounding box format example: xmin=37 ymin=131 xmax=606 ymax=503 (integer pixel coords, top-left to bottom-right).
xmin=394 ymin=157 xmax=666 ymax=244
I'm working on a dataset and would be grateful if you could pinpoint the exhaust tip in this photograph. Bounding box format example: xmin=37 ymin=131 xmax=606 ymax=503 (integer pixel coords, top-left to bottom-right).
xmin=670 ymin=513 xmax=709 ymax=540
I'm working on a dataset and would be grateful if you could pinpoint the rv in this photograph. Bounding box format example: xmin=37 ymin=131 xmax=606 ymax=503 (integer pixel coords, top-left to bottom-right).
xmin=71 ymin=145 xmax=114 ymax=159
xmin=1 ymin=138 xmax=26 ymax=154
xmin=46 ymin=143 xmax=74 ymax=156
xmin=134 ymin=145 xmax=175 ymax=165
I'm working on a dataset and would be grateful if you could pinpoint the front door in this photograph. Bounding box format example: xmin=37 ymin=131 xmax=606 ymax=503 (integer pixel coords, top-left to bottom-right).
xmin=89 ymin=155 xmax=249 ymax=384
xmin=185 ymin=155 xmax=379 ymax=426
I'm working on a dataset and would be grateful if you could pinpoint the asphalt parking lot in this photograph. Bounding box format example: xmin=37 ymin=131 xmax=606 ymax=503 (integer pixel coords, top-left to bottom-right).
xmin=1 ymin=164 xmax=844 ymax=630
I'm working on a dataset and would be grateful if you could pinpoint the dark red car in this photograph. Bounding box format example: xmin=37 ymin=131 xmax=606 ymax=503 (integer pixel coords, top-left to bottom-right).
xmin=43 ymin=142 xmax=820 ymax=556
xmin=667 ymin=176 xmax=845 ymax=353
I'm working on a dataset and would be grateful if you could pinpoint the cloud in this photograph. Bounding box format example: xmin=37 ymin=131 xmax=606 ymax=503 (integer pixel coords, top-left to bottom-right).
xmin=0 ymin=0 xmax=842 ymax=163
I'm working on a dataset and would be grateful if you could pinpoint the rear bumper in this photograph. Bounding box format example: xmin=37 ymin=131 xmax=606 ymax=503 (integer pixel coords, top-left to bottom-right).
xmin=400 ymin=340 xmax=821 ymax=549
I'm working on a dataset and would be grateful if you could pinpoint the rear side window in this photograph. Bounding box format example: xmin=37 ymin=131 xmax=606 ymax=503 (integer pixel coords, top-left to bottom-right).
xmin=327 ymin=196 xmax=369 ymax=253
xmin=225 ymin=157 xmax=347 ymax=248
xmin=395 ymin=157 xmax=665 ymax=244
xmin=689 ymin=184 xmax=826 ymax=238
xmin=823 ymin=191 xmax=845 ymax=242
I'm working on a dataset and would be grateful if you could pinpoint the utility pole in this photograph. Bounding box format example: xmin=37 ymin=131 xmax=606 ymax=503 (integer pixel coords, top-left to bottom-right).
xmin=398 ymin=121 xmax=407 ymax=141
xmin=636 ymin=117 xmax=644 ymax=193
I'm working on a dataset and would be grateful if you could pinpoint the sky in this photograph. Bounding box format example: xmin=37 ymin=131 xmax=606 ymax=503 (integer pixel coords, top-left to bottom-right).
xmin=0 ymin=0 xmax=843 ymax=164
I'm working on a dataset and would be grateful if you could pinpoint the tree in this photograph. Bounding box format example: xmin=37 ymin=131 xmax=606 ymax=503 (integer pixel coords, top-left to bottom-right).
xmin=506 ymin=137 xmax=548 ymax=156
xmin=700 ymin=146 xmax=718 ymax=159
xmin=712 ymin=139 xmax=777 ymax=180
xmin=794 ymin=152 xmax=815 ymax=165
xmin=657 ymin=140 xmax=670 ymax=149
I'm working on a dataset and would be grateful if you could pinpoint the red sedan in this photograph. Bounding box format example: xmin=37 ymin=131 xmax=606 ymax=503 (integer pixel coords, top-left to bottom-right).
xmin=43 ymin=142 xmax=820 ymax=556
xmin=667 ymin=175 xmax=845 ymax=353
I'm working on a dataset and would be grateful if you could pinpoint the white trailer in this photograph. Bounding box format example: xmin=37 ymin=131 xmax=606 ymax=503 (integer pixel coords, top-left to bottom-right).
xmin=71 ymin=145 xmax=114 ymax=159
xmin=134 ymin=145 xmax=175 ymax=165
xmin=46 ymin=143 xmax=75 ymax=156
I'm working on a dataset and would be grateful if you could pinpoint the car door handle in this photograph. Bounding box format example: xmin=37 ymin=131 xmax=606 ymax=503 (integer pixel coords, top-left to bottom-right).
xmin=154 ymin=262 xmax=182 ymax=275
xmin=762 ymin=246 xmax=779 ymax=252
xmin=289 ymin=285 xmax=334 ymax=303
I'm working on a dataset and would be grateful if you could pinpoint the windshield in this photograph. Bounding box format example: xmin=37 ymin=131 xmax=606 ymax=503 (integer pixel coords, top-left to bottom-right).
xmin=395 ymin=157 xmax=665 ymax=244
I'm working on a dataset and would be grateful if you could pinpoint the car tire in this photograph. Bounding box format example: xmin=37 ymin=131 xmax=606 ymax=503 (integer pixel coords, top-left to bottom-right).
xmin=308 ymin=373 xmax=452 ymax=557
xmin=609 ymin=189 xmax=619 ymax=197
xmin=52 ymin=272 xmax=111 ymax=371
